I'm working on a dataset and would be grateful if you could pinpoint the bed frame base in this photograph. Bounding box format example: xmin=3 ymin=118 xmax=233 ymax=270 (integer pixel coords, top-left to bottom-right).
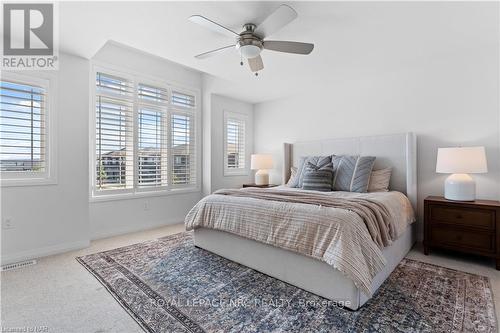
xmin=194 ymin=223 xmax=416 ymax=310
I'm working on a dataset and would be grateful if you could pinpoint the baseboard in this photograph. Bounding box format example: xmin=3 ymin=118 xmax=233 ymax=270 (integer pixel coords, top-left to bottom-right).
xmin=90 ymin=218 xmax=184 ymax=241
xmin=1 ymin=239 xmax=90 ymax=266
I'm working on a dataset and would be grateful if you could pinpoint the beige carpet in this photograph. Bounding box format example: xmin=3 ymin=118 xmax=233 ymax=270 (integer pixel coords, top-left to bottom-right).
xmin=2 ymin=223 xmax=500 ymax=333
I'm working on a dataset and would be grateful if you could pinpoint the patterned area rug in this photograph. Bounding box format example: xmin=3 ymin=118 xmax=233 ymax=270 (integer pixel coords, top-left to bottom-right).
xmin=77 ymin=232 xmax=496 ymax=333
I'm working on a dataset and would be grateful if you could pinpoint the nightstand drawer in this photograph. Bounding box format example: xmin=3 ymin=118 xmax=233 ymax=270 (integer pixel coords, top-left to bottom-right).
xmin=430 ymin=226 xmax=495 ymax=253
xmin=429 ymin=205 xmax=495 ymax=230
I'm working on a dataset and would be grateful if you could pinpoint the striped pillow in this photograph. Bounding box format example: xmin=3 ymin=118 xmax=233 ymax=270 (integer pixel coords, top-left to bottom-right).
xmin=332 ymin=155 xmax=376 ymax=193
xmin=296 ymin=156 xmax=332 ymax=188
xmin=368 ymin=167 xmax=392 ymax=192
xmin=302 ymin=161 xmax=333 ymax=192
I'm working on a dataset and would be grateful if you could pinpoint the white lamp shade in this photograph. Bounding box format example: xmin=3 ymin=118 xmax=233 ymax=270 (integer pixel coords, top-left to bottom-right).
xmin=251 ymin=154 xmax=273 ymax=170
xmin=240 ymin=45 xmax=261 ymax=59
xmin=436 ymin=147 xmax=488 ymax=174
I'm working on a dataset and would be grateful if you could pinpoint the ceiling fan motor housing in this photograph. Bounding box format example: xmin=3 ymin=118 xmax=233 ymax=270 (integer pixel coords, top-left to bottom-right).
xmin=236 ymin=23 xmax=263 ymax=59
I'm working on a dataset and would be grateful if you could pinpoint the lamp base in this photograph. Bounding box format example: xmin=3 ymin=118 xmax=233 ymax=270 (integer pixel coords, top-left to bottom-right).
xmin=255 ymin=169 xmax=269 ymax=185
xmin=444 ymin=173 xmax=475 ymax=201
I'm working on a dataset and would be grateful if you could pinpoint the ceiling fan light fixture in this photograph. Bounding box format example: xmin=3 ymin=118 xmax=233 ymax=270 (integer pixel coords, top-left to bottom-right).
xmin=239 ymin=44 xmax=261 ymax=59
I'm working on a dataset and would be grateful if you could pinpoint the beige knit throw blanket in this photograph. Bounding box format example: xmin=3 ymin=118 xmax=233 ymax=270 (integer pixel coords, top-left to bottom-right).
xmin=214 ymin=188 xmax=395 ymax=248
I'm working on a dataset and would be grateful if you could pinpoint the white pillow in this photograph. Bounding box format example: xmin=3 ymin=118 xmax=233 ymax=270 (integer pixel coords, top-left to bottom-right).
xmin=286 ymin=167 xmax=298 ymax=186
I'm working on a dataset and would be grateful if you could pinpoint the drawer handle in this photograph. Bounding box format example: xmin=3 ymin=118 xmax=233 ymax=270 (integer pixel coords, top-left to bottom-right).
xmin=455 ymin=214 xmax=463 ymax=219
xmin=455 ymin=234 xmax=463 ymax=241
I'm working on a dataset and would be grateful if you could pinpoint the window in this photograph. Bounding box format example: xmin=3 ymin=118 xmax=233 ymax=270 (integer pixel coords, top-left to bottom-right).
xmin=0 ymin=73 xmax=54 ymax=185
xmin=171 ymin=112 xmax=196 ymax=185
xmin=92 ymin=67 xmax=198 ymax=198
xmin=224 ymin=111 xmax=248 ymax=176
xmin=95 ymin=73 xmax=134 ymax=191
xmin=137 ymin=81 xmax=169 ymax=188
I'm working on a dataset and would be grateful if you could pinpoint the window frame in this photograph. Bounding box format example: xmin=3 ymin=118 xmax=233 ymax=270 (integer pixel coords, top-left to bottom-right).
xmin=90 ymin=63 xmax=200 ymax=202
xmin=0 ymin=71 xmax=57 ymax=187
xmin=223 ymin=110 xmax=249 ymax=176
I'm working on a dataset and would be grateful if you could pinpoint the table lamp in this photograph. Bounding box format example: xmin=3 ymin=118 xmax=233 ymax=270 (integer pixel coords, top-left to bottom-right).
xmin=251 ymin=154 xmax=273 ymax=185
xmin=436 ymin=146 xmax=487 ymax=201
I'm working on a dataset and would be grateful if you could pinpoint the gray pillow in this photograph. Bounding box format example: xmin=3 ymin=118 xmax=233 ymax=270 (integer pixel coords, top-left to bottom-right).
xmin=296 ymin=156 xmax=332 ymax=188
xmin=332 ymin=155 xmax=376 ymax=192
xmin=302 ymin=161 xmax=333 ymax=192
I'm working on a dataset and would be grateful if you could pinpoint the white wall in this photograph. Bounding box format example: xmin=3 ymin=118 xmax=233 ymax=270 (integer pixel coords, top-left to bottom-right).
xmin=1 ymin=53 xmax=90 ymax=264
xmin=89 ymin=42 xmax=204 ymax=239
xmin=202 ymin=75 xmax=255 ymax=195
xmin=210 ymin=94 xmax=254 ymax=191
xmin=201 ymin=75 xmax=214 ymax=196
xmin=253 ymin=3 xmax=500 ymax=240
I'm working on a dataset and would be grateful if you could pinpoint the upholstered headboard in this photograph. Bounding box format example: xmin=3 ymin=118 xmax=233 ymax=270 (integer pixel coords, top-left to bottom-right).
xmin=283 ymin=133 xmax=417 ymax=209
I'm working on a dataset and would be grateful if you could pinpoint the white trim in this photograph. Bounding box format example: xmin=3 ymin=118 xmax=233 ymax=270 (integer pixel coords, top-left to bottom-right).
xmin=223 ymin=110 xmax=249 ymax=176
xmin=89 ymin=62 xmax=201 ymax=200
xmin=1 ymin=71 xmax=58 ymax=187
xmin=1 ymin=239 xmax=89 ymax=266
xmin=89 ymin=186 xmax=199 ymax=203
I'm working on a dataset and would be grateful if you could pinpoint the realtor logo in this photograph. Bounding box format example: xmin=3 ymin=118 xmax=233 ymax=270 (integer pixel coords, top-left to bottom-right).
xmin=2 ymin=2 xmax=59 ymax=69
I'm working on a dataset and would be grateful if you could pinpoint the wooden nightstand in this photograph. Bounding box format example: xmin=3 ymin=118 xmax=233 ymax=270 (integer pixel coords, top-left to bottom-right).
xmin=242 ymin=184 xmax=278 ymax=188
xmin=424 ymin=196 xmax=500 ymax=270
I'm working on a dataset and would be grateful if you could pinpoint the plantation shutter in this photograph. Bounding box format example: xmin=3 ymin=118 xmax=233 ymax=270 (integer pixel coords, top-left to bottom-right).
xmin=95 ymin=72 xmax=134 ymax=190
xmin=138 ymin=84 xmax=168 ymax=104
xmin=0 ymin=80 xmax=46 ymax=173
xmin=170 ymin=111 xmax=196 ymax=186
xmin=225 ymin=117 xmax=246 ymax=170
xmin=172 ymin=91 xmax=195 ymax=108
xmin=137 ymin=83 xmax=168 ymax=188
xmin=93 ymin=69 xmax=199 ymax=195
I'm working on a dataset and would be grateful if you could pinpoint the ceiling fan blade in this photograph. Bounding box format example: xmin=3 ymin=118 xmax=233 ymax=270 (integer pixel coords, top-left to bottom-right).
xmin=263 ymin=41 xmax=314 ymax=55
xmin=195 ymin=45 xmax=235 ymax=59
xmin=189 ymin=15 xmax=238 ymax=38
xmin=248 ymin=55 xmax=264 ymax=72
xmin=254 ymin=4 xmax=298 ymax=38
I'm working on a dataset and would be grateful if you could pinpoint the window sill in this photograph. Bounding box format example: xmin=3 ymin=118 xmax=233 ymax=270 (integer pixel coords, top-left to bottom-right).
xmin=89 ymin=187 xmax=201 ymax=203
xmin=224 ymin=170 xmax=250 ymax=177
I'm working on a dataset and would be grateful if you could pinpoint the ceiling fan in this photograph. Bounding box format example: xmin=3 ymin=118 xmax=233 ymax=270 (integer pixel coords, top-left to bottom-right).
xmin=189 ymin=4 xmax=314 ymax=75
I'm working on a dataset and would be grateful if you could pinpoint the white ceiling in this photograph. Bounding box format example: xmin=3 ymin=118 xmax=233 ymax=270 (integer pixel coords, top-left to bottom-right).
xmin=59 ymin=2 xmax=498 ymax=104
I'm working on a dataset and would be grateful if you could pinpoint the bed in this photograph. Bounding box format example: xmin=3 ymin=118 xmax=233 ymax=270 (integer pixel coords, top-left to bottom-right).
xmin=188 ymin=133 xmax=417 ymax=310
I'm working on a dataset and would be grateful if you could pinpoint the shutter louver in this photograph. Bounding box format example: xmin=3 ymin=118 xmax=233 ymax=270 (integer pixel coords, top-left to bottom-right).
xmin=0 ymin=80 xmax=46 ymax=172
xmin=96 ymin=72 xmax=134 ymax=97
xmin=172 ymin=91 xmax=195 ymax=108
xmin=171 ymin=111 xmax=196 ymax=186
xmin=138 ymin=84 xmax=168 ymax=103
